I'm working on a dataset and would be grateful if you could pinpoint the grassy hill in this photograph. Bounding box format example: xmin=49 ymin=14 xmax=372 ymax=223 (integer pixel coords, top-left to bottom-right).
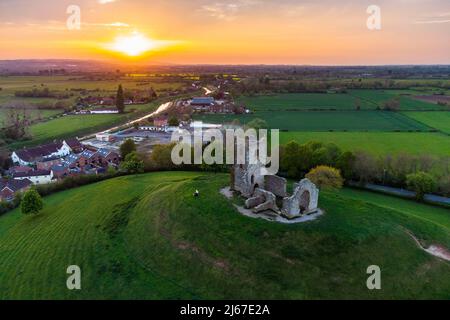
xmin=0 ymin=171 xmax=449 ymax=299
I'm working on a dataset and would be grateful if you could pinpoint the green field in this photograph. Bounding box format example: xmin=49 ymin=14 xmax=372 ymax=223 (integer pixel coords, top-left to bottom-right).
xmin=0 ymin=108 xmax=62 ymax=124
xmin=237 ymin=93 xmax=375 ymax=111
xmin=348 ymin=90 xmax=446 ymax=111
xmin=280 ymin=132 xmax=450 ymax=156
xmin=0 ymin=172 xmax=449 ymax=299
xmin=7 ymin=105 xmax=154 ymax=149
xmin=195 ymin=111 xmax=432 ymax=132
xmin=0 ymin=75 xmax=184 ymax=93
xmin=237 ymin=91 xmax=447 ymax=112
xmin=403 ymin=112 xmax=450 ymax=135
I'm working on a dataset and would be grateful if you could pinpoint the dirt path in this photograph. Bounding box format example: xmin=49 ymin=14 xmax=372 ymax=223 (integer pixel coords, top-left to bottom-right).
xmin=406 ymin=230 xmax=450 ymax=262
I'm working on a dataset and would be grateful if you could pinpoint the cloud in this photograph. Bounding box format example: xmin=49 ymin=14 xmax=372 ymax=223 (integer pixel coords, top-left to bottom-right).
xmin=199 ymin=0 xmax=260 ymax=21
xmin=98 ymin=0 xmax=116 ymax=4
xmin=414 ymin=19 xmax=450 ymax=24
xmin=86 ymin=22 xmax=130 ymax=28
xmin=414 ymin=12 xmax=450 ymax=24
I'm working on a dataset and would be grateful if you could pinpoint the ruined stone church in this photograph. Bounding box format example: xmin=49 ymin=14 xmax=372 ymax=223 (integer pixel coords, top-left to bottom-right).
xmin=231 ymin=162 xmax=319 ymax=219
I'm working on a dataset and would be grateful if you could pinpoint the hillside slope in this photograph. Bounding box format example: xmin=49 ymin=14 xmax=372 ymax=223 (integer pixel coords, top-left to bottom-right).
xmin=0 ymin=172 xmax=449 ymax=299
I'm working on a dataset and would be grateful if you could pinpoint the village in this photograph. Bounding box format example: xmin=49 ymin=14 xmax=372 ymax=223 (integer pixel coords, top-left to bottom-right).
xmin=0 ymin=93 xmax=248 ymax=202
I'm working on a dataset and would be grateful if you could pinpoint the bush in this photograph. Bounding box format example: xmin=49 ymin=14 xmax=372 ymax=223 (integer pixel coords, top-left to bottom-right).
xmin=21 ymin=189 xmax=43 ymax=215
xmin=120 ymin=152 xmax=144 ymax=174
xmin=168 ymin=116 xmax=180 ymax=127
xmin=306 ymin=165 xmax=344 ymax=190
xmin=406 ymin=172 xmax=436 ymax=201
xmin=120 ymin=139 xmax=137 ymax=159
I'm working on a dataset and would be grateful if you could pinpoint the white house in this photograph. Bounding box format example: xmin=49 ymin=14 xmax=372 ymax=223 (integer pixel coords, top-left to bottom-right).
xmin=11 ymin=141 xmax=72 ymax=166
xmin=13 ymin=170 xmax=54 ymax=185
xmin=90 ymin=108 xmax=119 ymax=114
xmin=96 ymin=133 xmax=116 ymax=142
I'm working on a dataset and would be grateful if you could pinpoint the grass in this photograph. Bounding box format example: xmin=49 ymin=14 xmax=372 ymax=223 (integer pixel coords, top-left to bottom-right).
xmin=403 ymin=112 xmax=450 ymax=135
xmin=6 ymin=99 xmax=165 ymax=149
xmin=0 ymin=108 xmax=62 ymax=124
xmin=0 ymin=75 xmax=184 ymax=93
xmin=194 ymin=111 xmax=432 ymax=132
xmin=348 ymin=90 xmax=447 ymax=111
xmin=280 ymin=132 xmax=450 ymax=156
xmin=237 ymin=93 xmax=375 ymax=111
xmin=237 ymin=91 xmax=448 ymax=112
xmin=0 ymin=171 xmax=449 ymax=299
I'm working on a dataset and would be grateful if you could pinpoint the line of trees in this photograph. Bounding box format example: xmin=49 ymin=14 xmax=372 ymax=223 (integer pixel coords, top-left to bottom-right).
xmin=280 ymin=140 xmax=450 ymax=199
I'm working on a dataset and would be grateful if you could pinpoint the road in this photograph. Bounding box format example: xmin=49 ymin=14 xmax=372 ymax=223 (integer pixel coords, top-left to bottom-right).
xmin=81 ymin=87 xmax=212 ymax=140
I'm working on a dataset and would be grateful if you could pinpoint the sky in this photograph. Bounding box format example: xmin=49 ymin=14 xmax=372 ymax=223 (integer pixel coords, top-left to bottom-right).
xmin=0 ymin=0 xmax=449 ymax=65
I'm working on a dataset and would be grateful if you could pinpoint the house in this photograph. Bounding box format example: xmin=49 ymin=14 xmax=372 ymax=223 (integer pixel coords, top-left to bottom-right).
xmin=63 ymin=153 xmax=81 ymax=169
xmin=13 ymin=170 xmax=54 ymax=185
xmin=90 ymin=108 xmax=119 ymax=114
xmin=11 ymin=141 xmax=71 ymax=166
xmin=0 ymin=179 xmax=32 ymax=201
xmin=190 ymin=97 xmax=215 ymax=112
xmin=8 ymin=166 xmax=33 ymax=176
xmin=36 ymin=157 xmax=62 ymax=171
xmin=51 ymin=164 xmax=70 ymax=179
xmin=96 ymin=149 xmax=120 ymax=166
xmin=63 ymin=138 xmax=84 ymax=153
xmin=153 ymin=116 xmax=168 ymax=127
xmin=77 ymin=150 xmax=102 ymax=167
xmin=100 ymin=97 xmax=115 ymax=106
xmin=191 ymin=97 xmax=215 ymax=106
xmin=96 ymin=133 xmax=116 ymax=142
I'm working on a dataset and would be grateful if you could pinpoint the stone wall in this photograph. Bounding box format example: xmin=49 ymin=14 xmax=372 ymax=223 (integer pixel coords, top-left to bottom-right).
xmin=282 ymin=179 xmax=319 ymax=218
xmin=265 ymin=175 xmax=287 ymax=197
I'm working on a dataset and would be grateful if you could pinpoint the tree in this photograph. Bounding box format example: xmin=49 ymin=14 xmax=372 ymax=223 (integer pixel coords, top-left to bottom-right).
xmin=336 ymin=151 xmax=356 ymax=180
xmin=120 ymin=152 xmax=144 ymax=174
xmin=352 ymin=152 xmax=378 ymax=184
xmin=149 ymin=87 xmax=158 ymax=99
xmin=382 ymin=97 xmax=400 ymax=111
xmin=406 ymin=172 xmax=436 ymax=201
xmin=168 ymin=116 xmax=180 ymax=127
xmin=280 ymin=141 xmax=302 ymax=178
xmin=245 ymin=118 xmax=267 ymax=130
xmin=2 ymin=104 xmax=32 ymax=140
xmin=116 ymin=84 xmax=125 ymax=114
xmin=21 ymin=189 xmax=43 ymax=215
xmin=354 ymin=98 xmax=361 ymax=111
xmin=150 ymin=143 xmax=176 ymax=169
xmin=306 ymin=165 xmax=344 ymax=190
xmin=120 ymin=139 xmax=136 ymax=159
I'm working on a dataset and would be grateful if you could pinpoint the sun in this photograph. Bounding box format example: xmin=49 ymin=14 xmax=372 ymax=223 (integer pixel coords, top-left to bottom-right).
xmin=107 ymin=32 xmax=157 ymax=56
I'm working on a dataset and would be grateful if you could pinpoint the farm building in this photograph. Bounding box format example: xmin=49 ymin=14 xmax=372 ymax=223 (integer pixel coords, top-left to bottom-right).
xmin=190 ymin=97 xmax=215 ymax=112
xmin=90 ymin=108 xmax=119 ymax=114
xmin=13 ymin=170 xmax=54 ymax=185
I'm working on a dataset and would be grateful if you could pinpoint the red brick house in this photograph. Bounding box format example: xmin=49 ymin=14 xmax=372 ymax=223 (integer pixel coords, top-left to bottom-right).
xmin=153 ymin=116 xmax=168 ymax=127
xmin=0 ymin=179 xmax=32 ymax=202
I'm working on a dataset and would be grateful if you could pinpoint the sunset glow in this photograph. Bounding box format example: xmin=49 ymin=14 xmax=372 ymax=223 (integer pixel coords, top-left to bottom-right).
xmin=106 ymin=32 xmax=158 ymax=56
xmin=0 ymin=0 xmax=448 ymax=64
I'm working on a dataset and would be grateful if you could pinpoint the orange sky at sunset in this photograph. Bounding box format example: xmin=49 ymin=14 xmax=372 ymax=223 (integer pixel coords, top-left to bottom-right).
xmin=0 ymin=0 xmax=449 ymax=65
